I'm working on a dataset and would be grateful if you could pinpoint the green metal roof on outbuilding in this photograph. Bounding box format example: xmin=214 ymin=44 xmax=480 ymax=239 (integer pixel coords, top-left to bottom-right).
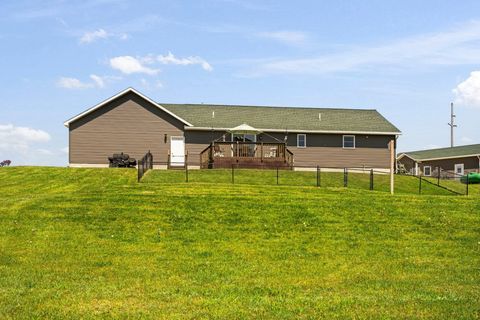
xmin=399 ymin=144 xmax=480 ymax=161
xmin=161 ymin=103 xmax=401 ymax=134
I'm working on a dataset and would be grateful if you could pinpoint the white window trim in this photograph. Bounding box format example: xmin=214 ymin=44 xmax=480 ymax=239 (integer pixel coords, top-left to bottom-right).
xmin=454 ymin=163 xmax=464 ymax=176
xmin=343 ymin=135 xmax=355 ymax=149
xmin=297 ymin=134 xmax=306 ymax=148
xmin=423 ymin=166 xmax=431 ymax=176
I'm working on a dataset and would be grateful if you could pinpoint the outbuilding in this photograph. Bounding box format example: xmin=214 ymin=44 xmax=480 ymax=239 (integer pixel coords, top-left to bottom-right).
xmin=397 ymin=144 xmax=480 ymax=177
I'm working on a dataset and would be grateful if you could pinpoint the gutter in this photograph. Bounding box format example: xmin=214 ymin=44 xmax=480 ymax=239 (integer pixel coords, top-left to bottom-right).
xmin=184 ymin=126 xmax=402 ymax=136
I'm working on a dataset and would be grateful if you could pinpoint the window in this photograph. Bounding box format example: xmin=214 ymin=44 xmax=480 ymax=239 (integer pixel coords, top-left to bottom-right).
xmin=423 ymin=166 xmax=431 ymax=176
xmin=297 ymin=134 xmax=306 ymax=148
xmin=455 ymin=163 xmax=464 ymax=176
xmin=343 ymin=135 xmax=355 ymax=149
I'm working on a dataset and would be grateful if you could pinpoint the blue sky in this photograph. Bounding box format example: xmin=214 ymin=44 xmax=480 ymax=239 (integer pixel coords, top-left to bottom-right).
xmin=1 ymin=0 xmax=480 ymax=166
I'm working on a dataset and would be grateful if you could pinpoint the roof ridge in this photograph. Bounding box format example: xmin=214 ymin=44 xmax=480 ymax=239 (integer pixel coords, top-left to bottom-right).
xmin=404 ymin=143 xmax=480 ymax=154
xmin=160 ymin=102 xmax=377 ymax=111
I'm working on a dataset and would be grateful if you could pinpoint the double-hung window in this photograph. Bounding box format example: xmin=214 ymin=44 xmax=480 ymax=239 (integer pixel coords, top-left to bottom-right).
xmin=343 ymin=135 xmax=355 ymax=149
xmin=297 ymin=134 xmax=306 ymax=148
xmin=423 ymin=166 xmax=431 ymax=176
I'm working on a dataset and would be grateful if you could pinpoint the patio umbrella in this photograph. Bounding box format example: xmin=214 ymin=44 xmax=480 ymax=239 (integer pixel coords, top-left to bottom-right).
xmin=228 ymin=123 xmax=262 ymax=134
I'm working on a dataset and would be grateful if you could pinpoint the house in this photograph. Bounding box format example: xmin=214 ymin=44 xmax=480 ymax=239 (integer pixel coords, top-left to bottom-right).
xmin=64 ymin=88 xmax=401 ymax=169
xmin=397 ymin=144 xmax=480 ymax=177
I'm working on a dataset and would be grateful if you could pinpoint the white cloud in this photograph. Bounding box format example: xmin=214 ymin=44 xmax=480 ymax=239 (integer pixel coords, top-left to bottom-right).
xmin=79 ymin=28 xmax=108 ymax=44
xmin=56 ymin=74 xmax=119 ymax=89
xmin=140 ymin=78 xmax=164 ymax=89
xmin=460 ymin=136 xmax=474 ymax=143
xmin=79 ymin=28 xmax=130 ymax=44
xmin=157 ymin=52 xmax=213 ymax=71
xmin=110 ymin=56 xmax=159 ymax=75
xmin=251 ymin=21 xmax=480 ymax=76
xmin=256 ymin=31 xmax=308 ymax=46
xmin=57 ymin=77 xmax=92 ymax=89
xmin=89 ymin=74 xmax=105 ymax=88
xmin=453 ymin=71 xmax=480 ymax=108
xmin=0 ymin=124 xmax=69 ymax=166
xmin=36 ymin=148 xmax=53 ymax=156
xmin=0 ymin=124 xmax=51 ymax=154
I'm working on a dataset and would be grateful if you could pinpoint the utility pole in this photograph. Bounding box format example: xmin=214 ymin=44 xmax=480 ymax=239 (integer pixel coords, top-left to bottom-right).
xmin=448 ymin=102 xmax=457 ymax=147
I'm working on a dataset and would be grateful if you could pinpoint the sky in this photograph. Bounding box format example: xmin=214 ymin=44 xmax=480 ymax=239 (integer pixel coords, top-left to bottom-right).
xmin=1 ymin=0 xmax=480 ymax=166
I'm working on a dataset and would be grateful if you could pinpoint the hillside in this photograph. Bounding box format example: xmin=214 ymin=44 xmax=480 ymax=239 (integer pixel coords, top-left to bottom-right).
xmin=0 ymin=167 xmax=478 ymax=319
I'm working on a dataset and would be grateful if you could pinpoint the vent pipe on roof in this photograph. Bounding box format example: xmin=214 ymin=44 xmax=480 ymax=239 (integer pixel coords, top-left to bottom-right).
xmin=318 ymin=113 xmax=322 ymax=121
xmin=212 ymin=111 xmax=215 ymax=119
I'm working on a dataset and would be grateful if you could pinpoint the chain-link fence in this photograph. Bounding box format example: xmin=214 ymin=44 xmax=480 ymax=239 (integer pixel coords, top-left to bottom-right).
xmin=139 ymin=162 xmax=480 ymax=196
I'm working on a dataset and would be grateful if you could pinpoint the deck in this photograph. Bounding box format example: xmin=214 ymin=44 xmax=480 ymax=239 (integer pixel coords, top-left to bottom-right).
xmin=200 ymin=141 xmax=294 ymax=169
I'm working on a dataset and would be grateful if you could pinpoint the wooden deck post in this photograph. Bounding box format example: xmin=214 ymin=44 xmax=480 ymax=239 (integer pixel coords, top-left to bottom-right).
xmin=209 ymin=143 xmax=213 ymax=169
xmin=261 ymin=142 xmax=263 ymax=162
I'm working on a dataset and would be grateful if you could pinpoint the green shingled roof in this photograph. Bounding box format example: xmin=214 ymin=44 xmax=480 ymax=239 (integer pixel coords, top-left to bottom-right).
xmin=161 ymin=103 xmax=401 ymax=134
xmin=400 ymin=144 xmax=480 ymax=160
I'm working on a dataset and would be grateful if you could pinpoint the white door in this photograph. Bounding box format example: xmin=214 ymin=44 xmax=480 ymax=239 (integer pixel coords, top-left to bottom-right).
xmin=170 ymin=136 xmax=185 ymax=166
xmin=454 ymin=163 xmax=464 ymax=177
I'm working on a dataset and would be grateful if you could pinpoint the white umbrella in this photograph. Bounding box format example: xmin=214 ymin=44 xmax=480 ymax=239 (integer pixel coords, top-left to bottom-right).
xmin=228 ymin=123 xmax=262 ymax=134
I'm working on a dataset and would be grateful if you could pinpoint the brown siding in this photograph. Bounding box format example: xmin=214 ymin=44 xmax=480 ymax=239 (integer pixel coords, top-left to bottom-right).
xmin=398 ymin=155 xmax=480 ymax=175
xmin=419 ymin=156 xmax=480 ymax=173
xmin=184 ymin=131 xmax=393 ymax=168
xmin=263 ymin=132 xmax=392 ymax=167
xmin=69 ymin=92 xmax=184 ymax=165
xmin=397 ymin=155 xmax=416 ymax=173
xmin=290 ymin=146 xmax=391 ymax=167
xmin=69 ymin=92 xmax=394 ymax=169
xmin=185 ymin=130 xmax=227 ymax=166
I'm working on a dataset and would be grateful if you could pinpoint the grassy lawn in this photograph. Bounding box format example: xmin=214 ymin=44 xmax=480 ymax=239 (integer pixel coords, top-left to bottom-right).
xmin=0 ymin=167 xmax=479 ymax=319
xmin=145 ymin=168 xmax=474 ymax=196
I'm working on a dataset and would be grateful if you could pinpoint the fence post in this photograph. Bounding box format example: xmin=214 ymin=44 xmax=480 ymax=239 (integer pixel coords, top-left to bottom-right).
xmin=231 ymin=164 xmax=234 ymax=184
xmin=276 ymin=166 xmax=279 ymax=185
xmin=466 ymin=174 xmax=469 ymax=196
xmin=185 ymin=162 xmax=188 ymax=183
xmin=418 ymin=175 xmax=422 ymax=194
xmin=137 ymin=160 xmax=142 ymax=182
xmin=344 ymin=168 xmax=348 ymax=187
xmin=370 ymin=169 xmax=374 ymax=191
xmin=316 ymin=165 xmax=320 ymax=187
xmin=437 ymin=167 xmax=440 ymax=186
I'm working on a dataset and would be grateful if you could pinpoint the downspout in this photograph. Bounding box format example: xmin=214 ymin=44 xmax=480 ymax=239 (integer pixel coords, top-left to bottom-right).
xmin=477 ymin=155 xmax=480 ymax=173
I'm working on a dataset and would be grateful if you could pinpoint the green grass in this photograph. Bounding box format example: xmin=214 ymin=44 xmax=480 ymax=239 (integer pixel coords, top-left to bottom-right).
xmin=145 ymin=168 xmax=474 ymax=196
xmin=422 ymin=176 xmax=480 ymax=196
xmin=0 ymin=167 xmax=479 ymax=319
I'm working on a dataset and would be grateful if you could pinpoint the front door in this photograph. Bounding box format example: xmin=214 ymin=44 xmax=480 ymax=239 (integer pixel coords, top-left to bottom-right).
xmin=170 ymin=136 xmax=185 ymax=166
xmin=454 ymin=163 xmax=464 ymax=177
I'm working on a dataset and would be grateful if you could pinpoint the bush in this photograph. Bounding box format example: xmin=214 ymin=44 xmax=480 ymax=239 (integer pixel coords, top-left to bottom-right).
xmin=0 ymin=160 xmax=11 ymax=167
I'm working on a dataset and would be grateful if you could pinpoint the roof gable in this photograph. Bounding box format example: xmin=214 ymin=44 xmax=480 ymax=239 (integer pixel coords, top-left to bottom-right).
xmin=63 ymin=88 xmax=193 ymax=128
